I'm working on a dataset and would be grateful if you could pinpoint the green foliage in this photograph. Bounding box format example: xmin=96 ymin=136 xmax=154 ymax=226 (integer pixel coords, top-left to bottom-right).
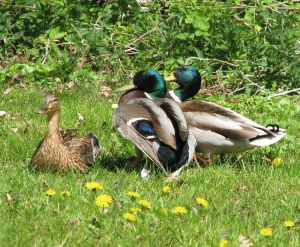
xmin=0 ymin=0 xmax=299 ymax=91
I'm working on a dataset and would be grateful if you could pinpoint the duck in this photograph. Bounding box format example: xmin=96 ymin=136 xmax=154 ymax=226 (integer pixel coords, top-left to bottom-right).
xmin=31 ymin=95 xmax=101 ymax=172
xmin=112 ymin=97 xmax=196 ymax=176
xmin=165 ymin=65 xmax=286 ymax=160
xmin=118 ymin=69 xmax=167 ymax=104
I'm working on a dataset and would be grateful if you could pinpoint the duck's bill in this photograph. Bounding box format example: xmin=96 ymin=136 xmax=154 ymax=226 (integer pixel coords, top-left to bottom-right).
xmin=113 ymin=84 xmax=136 ymax=93
xmin=37 ymin=106 xmax=47 ymax=114
xmin=165 ymin=74 xmax=176 ymax=82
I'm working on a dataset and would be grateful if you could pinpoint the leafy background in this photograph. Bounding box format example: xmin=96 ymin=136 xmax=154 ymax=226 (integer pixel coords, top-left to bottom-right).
xmin=0 ymin=0 xmax=299 ymax=93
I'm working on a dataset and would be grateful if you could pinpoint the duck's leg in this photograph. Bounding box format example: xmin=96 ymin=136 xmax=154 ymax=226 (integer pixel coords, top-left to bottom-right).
xmin=131 ymin=146 xmax=143 ymax=168
xmin=220 ymin=154 xmax=225 ymax=163
xmin=195 ymin=153 xmax=213 ymax=164
xmin=193 ymin=153 xmax=201 ymax=168
xmin=140 ymin=158 xmax=151 ymax=179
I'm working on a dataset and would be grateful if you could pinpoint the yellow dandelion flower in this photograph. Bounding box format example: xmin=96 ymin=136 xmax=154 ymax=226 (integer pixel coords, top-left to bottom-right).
xmin=127 ymin=191 xmax=140 ymax=198
xmin=272 ymin=157 xmax=283 ymax=166
xmin=138 ymin=199 xmax=152 ymax=209
xmin=130 ymin=207 xmax=142 ymax=213
xmin=260 ymin=228 xmax=272 ymax=237
xmin=85 ymin=182 xmax=103 ymax=191
xmin=219 ymin=239 xmax=228 ymax=247
xmin=196 ymin=197 xmax=208 ymax=208
xmin=161 ymin=208 xmax=168 ymax=214
xmin=163 ymin=186 xmax=171 ymax=193
xmin=95 ymin=194 xmax=113 ymax=208
xmin=171 ymin=206 xmax=187 ymax=214
xmin=284 ymin=220 xmax=295 ymax=228
xmin=60 ymin=190 xmax=71 ymax=197
xmin=46 ymin=189 xmax=56 ymax=196
xmin=123 ymin=212 xmax=137 ymax=222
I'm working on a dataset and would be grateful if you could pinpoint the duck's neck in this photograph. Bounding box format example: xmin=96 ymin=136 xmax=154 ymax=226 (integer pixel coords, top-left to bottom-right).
xmin=147 ymin=88 xmax=167 ymax=100
xmin=169 ymin=84 xmax=200 ymax=102
xmin=47 ymin=110 xmax=60 ymax=136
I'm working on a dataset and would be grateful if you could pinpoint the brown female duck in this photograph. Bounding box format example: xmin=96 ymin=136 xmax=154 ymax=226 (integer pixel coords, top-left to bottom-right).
xmin=31 ymin=95 xmax=101 ymax=172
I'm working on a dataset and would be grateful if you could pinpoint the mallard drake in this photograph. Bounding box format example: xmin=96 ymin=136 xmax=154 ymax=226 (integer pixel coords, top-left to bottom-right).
xmin=31 ymin=95 xmax=101 ymax=172
xmin=118 ymin=69 xmax=167 ymax=104
xmin=112 ymin=97 xmax=196 ymax=175
xmin=166 ymin=65 xmax=286 ymax=159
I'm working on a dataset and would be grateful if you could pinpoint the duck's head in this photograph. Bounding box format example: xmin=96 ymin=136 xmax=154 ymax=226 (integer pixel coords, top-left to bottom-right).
xmin=133 ymin=69 xmax=167 ymax=99
xmin=169 ymin=65 xmax=201 ymax=102
xmin=38 ymin=95 xmax=60 ymax=118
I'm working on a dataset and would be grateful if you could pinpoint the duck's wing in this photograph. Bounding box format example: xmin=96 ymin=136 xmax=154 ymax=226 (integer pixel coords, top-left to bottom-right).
xmin=113 ymin=98 xmax=196 ymax=172
xmin=157 ymin=98 xmax=188 ymax=141
xmin=112 ymin=102 xmax=165 ymax=171
xmin=118 ymin=88 xmax=147 ymax=104
xmin=66 ymin=133 xmax=101 ymax=164
xmin=60 ymin=129 xmax=77 ymax=146
xmin=157 ymin=98 xmax=196 ymax=171
xmin=180 ymin=100 xmax=285 ymax=144
xmin=126 ymin=98 xmax=178 ymax=150
xmin=30 ymin=139 xmax=44 ymax=165
xmin=113 ymin=98 xmax=188 ymax=172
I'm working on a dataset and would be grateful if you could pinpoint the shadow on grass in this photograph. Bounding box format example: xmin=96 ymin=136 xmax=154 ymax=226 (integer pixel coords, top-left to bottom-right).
xmin=95 ymin=151 xmax=133 ymax=172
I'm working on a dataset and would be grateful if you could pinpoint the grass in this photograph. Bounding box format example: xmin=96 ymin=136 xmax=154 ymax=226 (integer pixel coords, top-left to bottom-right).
xmin=0 ymin=84 xmax=299 ymax=246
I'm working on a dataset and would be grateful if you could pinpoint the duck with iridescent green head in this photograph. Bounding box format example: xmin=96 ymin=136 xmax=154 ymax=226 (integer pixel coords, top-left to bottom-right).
xmin=166 ymin=65 xmax=286 ymax=160
xmin=113 ymin=69 xmax=196 ymax=177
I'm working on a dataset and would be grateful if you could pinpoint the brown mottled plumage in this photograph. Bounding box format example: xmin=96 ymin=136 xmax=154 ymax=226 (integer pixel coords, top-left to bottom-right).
xmin=31 ymin=95 xmax=101 ymax=172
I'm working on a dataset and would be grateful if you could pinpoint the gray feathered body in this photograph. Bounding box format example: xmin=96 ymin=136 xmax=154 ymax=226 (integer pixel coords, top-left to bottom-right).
xmin=112 ymin=98 xmax=196 ymax=172
xmin=179 ymin=100 xmax=285 ymax=157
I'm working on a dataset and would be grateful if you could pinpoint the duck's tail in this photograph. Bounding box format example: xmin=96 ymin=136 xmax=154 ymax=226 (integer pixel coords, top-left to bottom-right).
xmin=88 ymin=133 xmax=102 ymax=162
xmin=249 ymin=124 xmax=286 ymax=147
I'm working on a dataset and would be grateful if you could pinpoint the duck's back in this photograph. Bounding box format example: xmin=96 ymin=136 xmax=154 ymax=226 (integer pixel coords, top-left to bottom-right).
xmin=31 ymin=130 xmax=100 ymax=172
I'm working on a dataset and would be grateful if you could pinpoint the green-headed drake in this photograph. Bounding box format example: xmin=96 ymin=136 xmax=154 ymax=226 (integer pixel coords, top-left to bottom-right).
xmin=166 ymin=65 xmax=286 ymax=160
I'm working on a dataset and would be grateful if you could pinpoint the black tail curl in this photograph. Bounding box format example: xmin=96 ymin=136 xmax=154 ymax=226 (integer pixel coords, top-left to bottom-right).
xmin=266 ymin=124 xmax=280 ymax=133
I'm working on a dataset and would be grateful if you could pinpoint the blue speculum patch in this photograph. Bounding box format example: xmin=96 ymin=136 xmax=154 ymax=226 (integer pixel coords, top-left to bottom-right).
xmin=133 ymin=120 xmax=156 ymax=136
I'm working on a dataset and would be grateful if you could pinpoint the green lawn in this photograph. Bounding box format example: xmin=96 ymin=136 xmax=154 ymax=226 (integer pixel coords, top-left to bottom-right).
xmin=0 ymin=84 xmax=299 ymax=246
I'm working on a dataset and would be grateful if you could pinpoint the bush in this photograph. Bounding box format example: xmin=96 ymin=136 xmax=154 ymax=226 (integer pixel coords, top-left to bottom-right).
xmin=0 ymin=0 xmax=299 ymax=91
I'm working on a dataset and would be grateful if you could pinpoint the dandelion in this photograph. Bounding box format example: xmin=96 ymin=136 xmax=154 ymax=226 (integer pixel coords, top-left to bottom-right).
xmin=163 ymin=186 xmax=171 ymax=193
xmin=272 ymin=157 xmax=283 ymax=166
xmin=123 ymin=212 xmax=137 ymax=222
xmin=284 ymin=220 xmax=295 ymax=228
xmin=127 ymin=191 xmax=140 ymax=198
xmin=60 ymin=190 xmax=71 ymax=197
xmin=95 ymin=194 xmax=113 ymax=208
xmin=46 ymin=189 xmax=56 ymax=196
xmin=196 ymin=197 xmax=208 ymax=208
xmin=260 ymin=228 xmax=272 ymax=237
xmin=219 ymin=239 xmax=229 ymax=247
xmin=138 ymin=199 xmax=152 ymax=209
xmin=85 ymin=182 xmax=103 ymax=191
xmin=130 ymin=207 xmax=142 ymax=213
xmin=171 ymin=206 xmax=187 ymax=214
xmin=161 ymin=208 xmax=168 ymax=214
